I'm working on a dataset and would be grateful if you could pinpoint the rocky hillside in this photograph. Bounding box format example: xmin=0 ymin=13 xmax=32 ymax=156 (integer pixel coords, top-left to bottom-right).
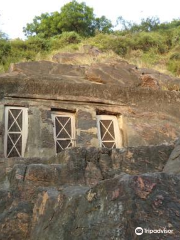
xmin=4 ymin=48 xmax=180 ymax=91
xmin=1 ymin=49 xmax=180 ymax=239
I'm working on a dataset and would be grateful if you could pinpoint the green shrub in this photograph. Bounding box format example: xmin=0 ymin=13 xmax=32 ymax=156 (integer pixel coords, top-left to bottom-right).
xmin=131 ymin=32 xmax=168 ymax=53
xmin=50 ymin=32 xmax=81 ymax=50
xmin=141 ymin=49 xmax=161 ymax=66
xmin=169 ymin=52 xmax=180 ymax=60
xmin=26 ymin=37 xmax=51 ymax=52
xmin=59 ymin=31 xmax=81 ymax=44
xmin=86 ymin=33 xmax=133 ymax=56
xmin=10 ymin=39 xmax=28 ymax=51
xmin=168 ymin=59 xmax=180 ymax=75
xmin=0 ymin=40 xmax=11 ymax=64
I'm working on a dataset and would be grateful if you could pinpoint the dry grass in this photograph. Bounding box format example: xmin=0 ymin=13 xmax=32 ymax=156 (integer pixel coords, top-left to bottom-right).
xmin=161 ymin=83 xmax=180 ymax=91
xmin=127 ymin=51 xmax=174 ymax=76
xmin=35 ymin=44 xmax=122 ymax=66
xmin=74 ymin=50 xmax=122 ymax=65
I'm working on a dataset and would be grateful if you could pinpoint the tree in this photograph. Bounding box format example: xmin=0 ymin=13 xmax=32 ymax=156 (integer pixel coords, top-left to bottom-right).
xmin=116 ymin=16 xmax=132 ymax=31
xmin=58 ymin=0 xmax=95 ymax=36
xmin=95 ymin=16 xmax=113 ymax=33
xmin=23 ymin=12 xmax=62 ymax=38
xmin=116 ymin=16 xmax=160 ymax=33
xmin=23 ymin=0 xmax=113 ymax=38
xmin=0 ymin=16 xmax=8 ymax=40
xmin=0 ymin=33 xmax=11 ymax=65
xmin=0 ymin=31 xmax=8 ymax=40
xmin=131 ymin=17 xmax=160 ymax=32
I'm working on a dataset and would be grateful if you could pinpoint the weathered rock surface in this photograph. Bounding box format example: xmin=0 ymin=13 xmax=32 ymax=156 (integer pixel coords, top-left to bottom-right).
xmin=1 ymin=171 xmax=180 ymax=240
xmin=8 ymin=57 xmax=180 ymax=90
xmin=0 ymin=145 xmax=173 ymax=190
xmin=49 ymin=145 xmax=173 ymax=180
xmin=0 ymin=42 xmax=173 ymax=87
xmin=138 ymin=67 xmax=180 ymax=90
xmin=6 ymin=49 xmax=180 ymax=90
xmin=30 ymin=173 xmax=180 ymax=240
xmin=164 ymin=137 xmax=180 ymax=173
xmin=8 ymin=59 xmax=141 ymax=87
xmin=1 ymin=67 xmax=180 ymax=148
xmin=0 ymin=145 xmax=171 ymax=190
xmin=0 ymin=145 xmax=179 ymax=240
xmin=85 ymin=62 xmax=140 ymax=86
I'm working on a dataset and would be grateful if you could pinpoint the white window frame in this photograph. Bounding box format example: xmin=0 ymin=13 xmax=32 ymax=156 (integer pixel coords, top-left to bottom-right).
xmin=51 ymin=112 xmax=76 ymax=153
xmin=4 ymin=106 xmax=28 ymax=158
xmin=97 ymin=115 xmax=122 ymax=148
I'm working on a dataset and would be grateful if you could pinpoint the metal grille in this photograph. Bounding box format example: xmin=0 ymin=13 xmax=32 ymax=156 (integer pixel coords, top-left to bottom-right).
xmin=99 ymin=119 xmax=116 ymax=149
xmin=6 ymin=109 xmax=23 ymax=157
xmin=54 ymin=115 xmax=74 ymax=153
xmin=56 ymin=140 xmax=72 ymax=153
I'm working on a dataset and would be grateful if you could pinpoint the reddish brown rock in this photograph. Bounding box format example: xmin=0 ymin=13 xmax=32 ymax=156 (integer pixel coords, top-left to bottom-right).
xmin=141 ymin=74 xmax=160 ymax=89
xmin=133 ymin=176 xmax=157 ymax=199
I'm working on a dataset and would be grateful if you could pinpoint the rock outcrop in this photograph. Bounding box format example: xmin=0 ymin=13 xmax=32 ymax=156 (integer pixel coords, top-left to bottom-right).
xmin=30 ymin=172 xmax=180 ymax=240
xmin=1 ymin=49 xmax=180 ymax=239
xmin=8 ymin=59 xmax=141 ymax=87
xmin=0 ymin=145 xmax=179 ymax=239
xmin=1 ymin=168 xmax=180 ymax=240
xmin=7 ymin=55 xmax=180 ymax=90
xmin=0 ymin=145 xmax=173 ymax=189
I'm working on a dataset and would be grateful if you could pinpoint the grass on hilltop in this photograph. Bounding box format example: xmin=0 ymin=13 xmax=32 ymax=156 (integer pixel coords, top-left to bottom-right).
xmin=1 ymin=20 xmax=180 ymax=77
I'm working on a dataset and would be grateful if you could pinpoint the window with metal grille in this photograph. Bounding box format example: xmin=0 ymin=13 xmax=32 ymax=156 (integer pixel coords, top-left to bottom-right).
xmin=97 ymin=115 xmax=122 ymax=148
xmin=4 ymin=107 xmax=28 ymax=158
xmin=52 ymin=113 xmax=75 ymax=153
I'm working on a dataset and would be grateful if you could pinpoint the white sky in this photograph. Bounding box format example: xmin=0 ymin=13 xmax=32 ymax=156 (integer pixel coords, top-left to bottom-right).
xmin=0 ymin=0 xmax=180 ymax=39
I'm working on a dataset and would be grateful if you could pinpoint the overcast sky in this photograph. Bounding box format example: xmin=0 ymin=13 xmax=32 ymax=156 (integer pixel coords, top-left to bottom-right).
xmin=1 ymin=0 xmax=180 ymax=39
